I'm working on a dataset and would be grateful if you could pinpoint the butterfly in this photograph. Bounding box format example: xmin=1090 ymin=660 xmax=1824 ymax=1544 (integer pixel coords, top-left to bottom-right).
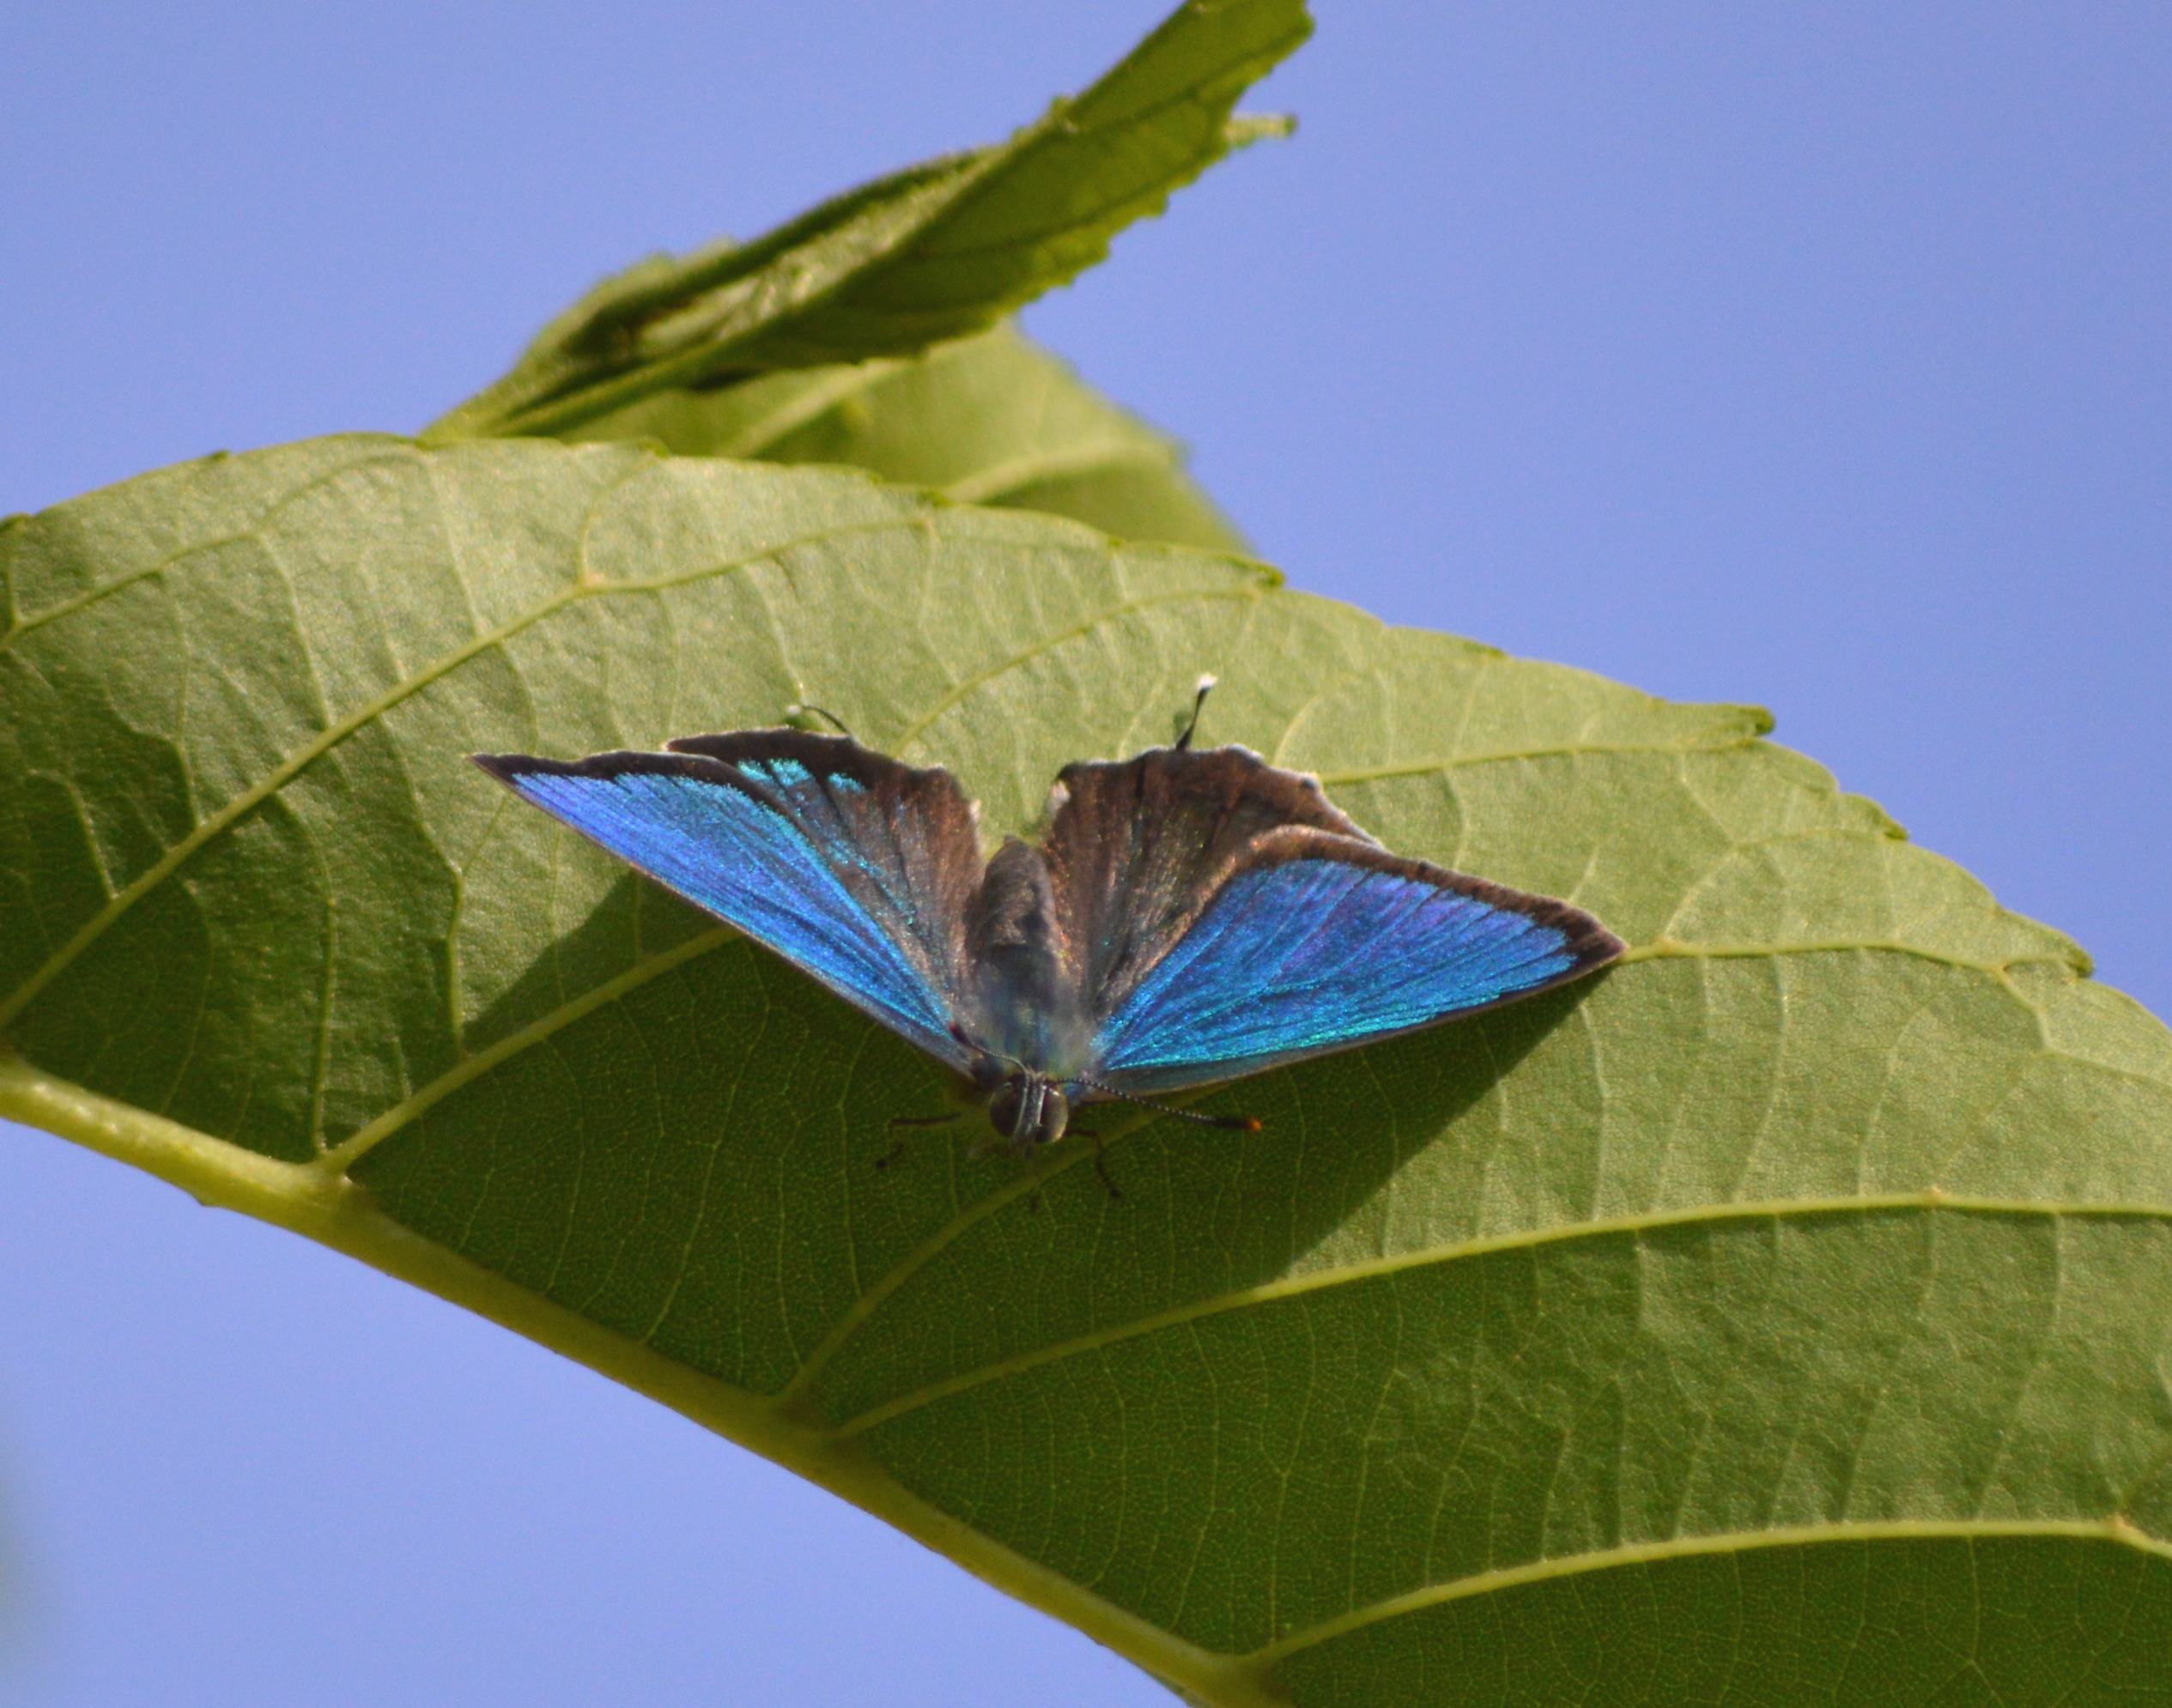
xmin=472 ymin=681 xmax=1622 ymax=1161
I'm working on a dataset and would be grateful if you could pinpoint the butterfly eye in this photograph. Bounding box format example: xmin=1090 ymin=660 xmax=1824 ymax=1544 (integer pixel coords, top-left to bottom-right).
xmin=985 ymin=1076 xmax=1070 ymax=1150
xmin=1034 ymin=1086 xmax=1071 ymax=1148
xmin=986 ymin=1079 xmax=1030 ymax=1142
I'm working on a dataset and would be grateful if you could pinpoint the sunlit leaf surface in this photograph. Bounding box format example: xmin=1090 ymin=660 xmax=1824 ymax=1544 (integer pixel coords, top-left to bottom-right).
xmin=6 ymin=434 xmax=2170 ymax=1704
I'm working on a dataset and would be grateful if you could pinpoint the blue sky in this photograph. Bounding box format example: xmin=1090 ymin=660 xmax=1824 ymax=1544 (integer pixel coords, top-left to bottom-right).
xmin=3 ymin=4 xmax=2167 ymax=1702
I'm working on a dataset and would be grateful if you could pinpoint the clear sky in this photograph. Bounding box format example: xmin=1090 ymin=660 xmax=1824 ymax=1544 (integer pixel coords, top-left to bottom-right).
xmin=3 ymin=4 xmax=2167 ymax=1703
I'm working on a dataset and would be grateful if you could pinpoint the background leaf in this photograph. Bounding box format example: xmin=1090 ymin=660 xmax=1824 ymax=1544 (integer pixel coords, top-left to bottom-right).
xmin=573 ymin=324 xmax=1245 ymax=553
xmin=426 ymin=0 xmax=1308 ymax=443
xmin=5 ymin=434 xmax=2170 ymax=1704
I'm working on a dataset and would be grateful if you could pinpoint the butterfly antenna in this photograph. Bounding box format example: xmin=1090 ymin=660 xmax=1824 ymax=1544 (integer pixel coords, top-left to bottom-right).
xmin=949 ymin=1021 xmax=1004 ymax=1065
xmin=786 ymin=702 xmax=856 ymax=738
xmin=1076 ymin=1075 xmax=1259 ymax=1132
xmin=1174 ymin=674 xmax=1217 ymax=752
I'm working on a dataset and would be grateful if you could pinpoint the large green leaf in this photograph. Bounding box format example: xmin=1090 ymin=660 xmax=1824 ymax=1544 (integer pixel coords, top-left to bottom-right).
xmin=573 ymin=324 xmax=1246 ymax=554
xmin=427 ymin=0 xmax=1308 ymax=443
xmin=6 ymin=436 xmax=2171 ymax=1705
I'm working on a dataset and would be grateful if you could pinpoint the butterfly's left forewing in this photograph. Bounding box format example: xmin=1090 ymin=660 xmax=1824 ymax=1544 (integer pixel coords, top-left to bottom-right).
xmin=474 ymin=732 xmax=981 ymax=1072
xmin=1087 ymin=827 xmax=1623 ymax=1094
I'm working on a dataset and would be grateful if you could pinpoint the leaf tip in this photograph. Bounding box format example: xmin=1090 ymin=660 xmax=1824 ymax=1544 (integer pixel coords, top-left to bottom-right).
xmin=1224 ymin=112 xmax=1300 ymax=148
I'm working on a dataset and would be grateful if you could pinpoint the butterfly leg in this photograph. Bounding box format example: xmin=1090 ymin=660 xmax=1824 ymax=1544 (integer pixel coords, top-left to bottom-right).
xmin=877 ymin=1111 xmax=962 ymax=1171
xmin=1071 ymin=1128 xmax=1123 ymax=1201
xmin=964 ymin=1131 xmax=1011 ymax=1163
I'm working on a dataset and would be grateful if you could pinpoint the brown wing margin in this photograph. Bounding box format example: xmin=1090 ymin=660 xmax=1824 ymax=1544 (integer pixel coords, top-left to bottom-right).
xmin=1040 ymin=742 xmax=1380 ymax=1021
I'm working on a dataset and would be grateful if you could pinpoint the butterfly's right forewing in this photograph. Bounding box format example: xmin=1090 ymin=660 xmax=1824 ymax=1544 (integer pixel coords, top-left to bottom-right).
xmin=1088 ymin=827 xmax=1623 ymax=1093
xmin=1041 ymin=744 xmax=1374 ymax=1024
xmin=1040 ymin=742 xmax=1622 ymax=1098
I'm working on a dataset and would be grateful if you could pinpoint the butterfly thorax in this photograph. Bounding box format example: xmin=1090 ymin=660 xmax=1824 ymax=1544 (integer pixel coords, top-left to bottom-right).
xmin=962 ymin=839 xmax=1093 ymax=1078
xmin=955 ymin=839 xmax=1093 ymax=1150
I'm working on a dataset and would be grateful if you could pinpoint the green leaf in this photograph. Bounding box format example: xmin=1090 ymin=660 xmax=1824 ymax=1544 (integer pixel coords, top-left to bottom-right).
xmin=7 ymin=435 xmax=2172 ymax=1705
xmin=426 ymin=0 xmax=1309 ymax=444
xmin=573 ymin=324 xmax=1246 ymax=553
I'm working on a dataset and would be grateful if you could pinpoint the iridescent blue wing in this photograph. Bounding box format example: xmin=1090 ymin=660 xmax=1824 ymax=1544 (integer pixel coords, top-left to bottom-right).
xmin=473 ymin=731 xmax=981 ymax=1072
xmin=1043 ymin=748 xmax=1622 ymax=1094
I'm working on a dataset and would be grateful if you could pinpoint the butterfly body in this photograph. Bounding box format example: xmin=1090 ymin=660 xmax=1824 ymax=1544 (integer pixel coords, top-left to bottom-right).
xmin=962 ymin=839 xmax=1092 ymax=1080
xmin=475 ymin=702 xmax=1623 ymax=1157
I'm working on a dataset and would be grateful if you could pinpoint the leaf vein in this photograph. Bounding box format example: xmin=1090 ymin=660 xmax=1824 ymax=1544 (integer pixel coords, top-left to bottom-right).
xmin=829 ymin=1196 xmax=2172 ymax=1439
xmin=0 ymin=512 xmax=931 ymax=1032
xmin=0 ymin=445 xmax=418 ymax=650
xmin=1241 ymin=1518 xmax=2172 ymax=1672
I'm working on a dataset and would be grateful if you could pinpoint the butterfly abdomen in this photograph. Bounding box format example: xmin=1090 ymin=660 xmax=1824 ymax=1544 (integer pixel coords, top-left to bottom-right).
xmin=964 ymin=839 xmax=1091 ymax=1073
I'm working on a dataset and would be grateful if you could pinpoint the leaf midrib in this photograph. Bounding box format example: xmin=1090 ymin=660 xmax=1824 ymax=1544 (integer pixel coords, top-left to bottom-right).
xmin=709 ymin=361 xmax=911 ymax=458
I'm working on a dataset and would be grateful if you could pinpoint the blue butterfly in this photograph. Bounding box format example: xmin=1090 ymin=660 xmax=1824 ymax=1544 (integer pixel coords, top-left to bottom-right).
xmin=473 ymin=683 xmax=1622 ymax=1160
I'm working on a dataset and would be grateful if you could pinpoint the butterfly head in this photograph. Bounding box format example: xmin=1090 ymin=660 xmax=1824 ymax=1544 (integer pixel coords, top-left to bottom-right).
xmin=985 ymin=1070 xmax=1071 ymax=1153
xmin=950 ymin=1022 xmax=1074 ymax=1152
